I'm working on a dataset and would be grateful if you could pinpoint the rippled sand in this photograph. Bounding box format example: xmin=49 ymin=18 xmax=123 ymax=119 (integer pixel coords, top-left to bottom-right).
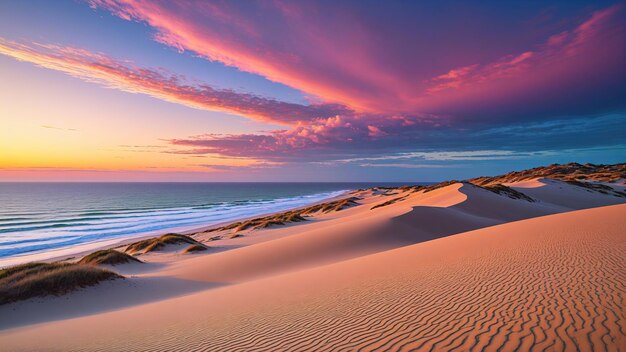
xmin=1 ymin=180 xmax=624 ymax=351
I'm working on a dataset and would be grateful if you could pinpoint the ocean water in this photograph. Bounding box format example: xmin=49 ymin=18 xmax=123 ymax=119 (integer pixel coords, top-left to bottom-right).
xmin=0 ymin=182 xmax=406 ymax=261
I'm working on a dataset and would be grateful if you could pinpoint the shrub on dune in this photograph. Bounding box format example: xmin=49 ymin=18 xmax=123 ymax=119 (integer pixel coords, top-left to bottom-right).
xmin=371 ymin=195 xmax=409 ymax=210
xmin=255 ymin=220 xmax=283 ymax=229
xmin=301 ymin=197 xmax=359 ymax=215
xmin=182 ymin=244 xmax=208 ymax=254
xmin=234 ymin=221 xmax=255 ymax=232
xmin=482 ymin=184 xmax=535 ymax=202
xmin=421 ymin=180 xmax=460 ymax=193
xmin=202 ymin=197 xmax=360 ymax=234
xmin=0 ymin=262 xmax=121 ymax=305
xmin=282 ymin=213 xmax=306 ymax=222
xmin=78 ymin=249 xmax=142 ymax=266
xmin=125 ymin=233 xmax=200 ymax=254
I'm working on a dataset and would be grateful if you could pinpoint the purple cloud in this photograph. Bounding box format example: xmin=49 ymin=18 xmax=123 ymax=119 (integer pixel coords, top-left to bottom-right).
xmin=90 ymin=1 xmax=626 ymax=120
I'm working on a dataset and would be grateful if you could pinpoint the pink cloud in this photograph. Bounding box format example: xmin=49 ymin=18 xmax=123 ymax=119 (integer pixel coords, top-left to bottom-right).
xmin=419 ymin=5 xmax=626 ymax=118
xmin=89 ymin=1 xmax=626 ymax=119
xmin=0 ymin=38 xmax=348 ymax=125
xmin=88 ymin=0 xmax=426 ymax=113
xmin=367 ymin=125 xmax=387 ymax=137
xmin=169 ymin=114 xmax=443 ymax=161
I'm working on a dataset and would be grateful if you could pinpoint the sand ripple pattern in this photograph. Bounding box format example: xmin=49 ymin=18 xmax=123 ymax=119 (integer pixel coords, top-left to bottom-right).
xmin=20 ymin=206 xmax=626 ymax=352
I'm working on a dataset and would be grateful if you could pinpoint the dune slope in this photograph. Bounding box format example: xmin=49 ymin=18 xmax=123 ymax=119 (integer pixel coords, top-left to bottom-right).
xmin=1 ymin=203 xmax=624 ymax=351
xmin=161 ymin=180 xmax=615 ymax=284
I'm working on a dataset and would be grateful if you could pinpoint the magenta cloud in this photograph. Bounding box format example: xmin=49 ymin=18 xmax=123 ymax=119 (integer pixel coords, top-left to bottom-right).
xmin=85 ymin=1 xmax=625 ymax=162
xmin=89 ymin=1 xmax=626 ymax=121
xmin=3 ymin=1 xmax=624 ymax=164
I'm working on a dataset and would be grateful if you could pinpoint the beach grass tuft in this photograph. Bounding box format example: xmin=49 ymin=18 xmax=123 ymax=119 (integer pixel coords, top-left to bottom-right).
xmin=183 ymin=244 xmax=208 ymax=254
xmin=0 ymin=262 xmax=121 ymax=305
xmin=125 ymin=233 xmax=200 ymax=254
xmin=205 ymin=197 xmax=360 ymax=234
xmin=79 ymin=249 xmax=142 ymax=266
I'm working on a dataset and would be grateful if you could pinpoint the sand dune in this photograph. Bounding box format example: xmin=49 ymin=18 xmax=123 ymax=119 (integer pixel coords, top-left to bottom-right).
xmin=1 ymin=203 xmax=624 ymax=351
xmin=1 ymin=177 xmax=625 ymax=351
xmin=141 ymin=182 xmax=552 ymax=284
xmin=508 ymin=178 xmax=626 ymax=209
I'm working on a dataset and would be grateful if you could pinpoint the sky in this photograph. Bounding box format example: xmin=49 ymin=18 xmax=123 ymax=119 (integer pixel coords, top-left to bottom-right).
xmin=0 ymin=0 xmax=624 ymax=182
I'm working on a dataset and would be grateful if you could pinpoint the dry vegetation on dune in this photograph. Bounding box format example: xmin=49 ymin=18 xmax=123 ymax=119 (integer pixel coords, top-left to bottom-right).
xmin=370 ymin=180 xmax=538 ymax=210
xmin=125 ymin=234 xmax=201 ymax=254
xmin=470 ymin=162 xmax=626 ymax=185
xmin=371 ymin=195 xmax=409 ymax=210
xmin=234 ymin=212 xmax=307 ymax=232
xmin=78 ymin=249 xmax=142 ymax=266
xmin=565 ymin=180 xmax=626 ymax=197
xmin=387 ymin=180 xmax=536 ymax=203
xmin=372 ymin=185 xmax=423 ymax=193
xmin=371 ymin=163 xmax=626 ymax=203
xmin=480 ymin=184 xmax=535 ymax=201
xmin=204 ymin=197 xmax=360 ymax=234
xmin=372 ymin=180 xmax=460 ymax=195
xmin=0 ymin=262 xmax=121 ymax=305
xmin=299 ymin=197 xmax=359 ymax=214
xmin=182 ymin=244 xmax=208 ymax=254
xmin=421 ymin=180 xmax=460 ymax=193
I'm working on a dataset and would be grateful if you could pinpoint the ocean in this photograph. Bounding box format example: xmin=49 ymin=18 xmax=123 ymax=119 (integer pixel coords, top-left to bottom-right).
xmin=0 ymin=182 xmax=408 ymax=262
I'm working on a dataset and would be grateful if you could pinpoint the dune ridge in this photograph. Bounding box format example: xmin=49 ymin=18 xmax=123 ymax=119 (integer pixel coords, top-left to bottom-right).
xmin=469 ymin=162 xmax=625 ymax=185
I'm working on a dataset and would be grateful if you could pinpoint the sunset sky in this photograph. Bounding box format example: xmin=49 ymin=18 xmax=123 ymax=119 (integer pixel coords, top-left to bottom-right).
xmin=1 ymin=0 xmax=624 ymax=182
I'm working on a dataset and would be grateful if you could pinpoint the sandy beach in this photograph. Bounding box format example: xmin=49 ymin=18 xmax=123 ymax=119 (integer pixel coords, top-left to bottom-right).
xmin=1 ymin=171 xmax=625 ymax=351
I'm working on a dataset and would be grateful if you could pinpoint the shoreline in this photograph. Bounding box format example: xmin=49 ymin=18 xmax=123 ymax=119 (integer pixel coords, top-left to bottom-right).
xmin=0 ymin=190 xmax=354 ymax=268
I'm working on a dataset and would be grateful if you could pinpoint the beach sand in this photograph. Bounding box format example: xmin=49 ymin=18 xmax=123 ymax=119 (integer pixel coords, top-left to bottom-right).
xmin=0 ymin=178 xmax=625 ymax=351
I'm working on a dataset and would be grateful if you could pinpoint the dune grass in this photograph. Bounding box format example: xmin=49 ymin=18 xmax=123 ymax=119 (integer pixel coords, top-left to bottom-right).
xmin=125 ymin=233 xmax=201 ymax=254
xmin=205 ymin=197 xmax=360 ymax=234
xmin=565 ymin=180 xmax=626 ymax=197
xmin=482 ymin=184 xmax=535 ymax=202
xmin=470 ymin=162 xmax=625 ymax=185
xmin=78 ymin=249 xmax=142 ymax=266
xmin=421 ymin=180 xmax=460 ymax=193
xmin=0 ymin=262 xmax=121 ymax=305
xmin=182 ymin=244 xmax=208 ymax=254
xmin=371 ymin=195 xmax=409 ymax=210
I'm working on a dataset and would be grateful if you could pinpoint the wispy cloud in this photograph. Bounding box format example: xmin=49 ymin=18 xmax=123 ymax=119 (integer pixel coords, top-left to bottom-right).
xmin=0 ymin=38 xmax=349 ymax=125
xmin=40 ymin=125 xmax=78 ymax=132
xmin=195 ymin=162 xmax=283 ymax=171
xmin=333 ymin=150 xmax=527 ymax=164
xmin=359 ymin=163 xmax=454 ymax=169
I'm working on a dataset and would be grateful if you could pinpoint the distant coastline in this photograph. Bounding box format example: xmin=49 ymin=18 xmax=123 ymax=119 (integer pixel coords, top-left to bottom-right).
xmin=0 ymin=182 xmax=417 ymax=267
